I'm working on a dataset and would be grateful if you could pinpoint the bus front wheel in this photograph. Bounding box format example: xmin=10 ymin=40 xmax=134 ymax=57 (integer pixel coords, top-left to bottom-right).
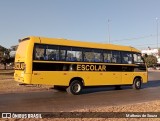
xmin=132 ymin=78 xmax=141 ymax=90
xmin=66 ymin=80 xmax=83 ymax=95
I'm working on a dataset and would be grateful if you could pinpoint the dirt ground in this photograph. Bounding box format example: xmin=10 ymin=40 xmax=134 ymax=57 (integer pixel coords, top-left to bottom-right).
xmin=0 ymin=70 xmax=160 ymax=121
xmin=0 ymin=70 xmax=52 ymax=94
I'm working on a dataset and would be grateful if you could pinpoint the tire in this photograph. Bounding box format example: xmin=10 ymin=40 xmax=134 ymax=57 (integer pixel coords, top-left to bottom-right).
xmin=132 ymin=78 xmax=141 ymax=90
xmin=66 ymin=80 xmax=83 ymax=95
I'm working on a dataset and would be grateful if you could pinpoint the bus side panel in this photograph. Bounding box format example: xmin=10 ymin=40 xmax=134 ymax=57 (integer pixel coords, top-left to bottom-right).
xmin=31 ymin=71 xmax=74 ymax=85
xmin=122 ymin=72 xmax=148 ymax=84
xmin=122 ymin=72 xmax=135 ymax=84
xmin=76 ymin=72 xmax=122 ymax=86
xmin=77 ymin=71 xmax=147 ymax=86
xmin=31 ymin=71 xmax=147 ymax=86
xmin=31 ymin=71 xmax=122 ymax=86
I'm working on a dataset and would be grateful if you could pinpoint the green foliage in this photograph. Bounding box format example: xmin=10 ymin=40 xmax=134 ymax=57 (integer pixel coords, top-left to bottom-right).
xmin=143 ymin=55 xmax=157 ymax=67
xmin=0 ymin=49 xmax=14 ymax=69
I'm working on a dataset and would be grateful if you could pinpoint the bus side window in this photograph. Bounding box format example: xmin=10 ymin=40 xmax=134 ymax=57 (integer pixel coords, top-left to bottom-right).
xmin=66 ymin=47 xmax=82 ymax=62
xmin=84 ymin=51 xmax=94 ymax=62
xmin=121 ymin=52 xmax=133 ymax=64
xmin=112 ymin=51 xmax=121 ymax=63
xmin=46 ymin=45 xmax=59 ymax=61
xmin=103 ymin=50 xmax=112 ymax=63
xmin=93 ymin=49 xmax=103 ymax=62
xmin=34 ymin=45 xmax=45 ymax=60
xmin=83 ymin=48 xmax=97 ymax=62
xmin=66 ymin=53 xmax=72 ymax=61
xmin=60 ymin=50 xmax=66 ymax=61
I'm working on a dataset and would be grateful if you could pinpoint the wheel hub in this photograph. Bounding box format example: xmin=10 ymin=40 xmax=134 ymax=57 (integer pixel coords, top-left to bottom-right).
xmin=72 ymin=83 xmax=81 ymax=93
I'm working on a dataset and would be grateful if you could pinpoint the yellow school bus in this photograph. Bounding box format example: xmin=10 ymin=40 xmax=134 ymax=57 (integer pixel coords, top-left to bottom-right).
xmin=14 ymin=36 xmax=148 ymax=95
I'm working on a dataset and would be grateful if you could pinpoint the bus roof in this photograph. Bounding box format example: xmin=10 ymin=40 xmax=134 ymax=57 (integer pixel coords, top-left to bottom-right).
xmin=23 ymin=36 xmax=140 ymax=53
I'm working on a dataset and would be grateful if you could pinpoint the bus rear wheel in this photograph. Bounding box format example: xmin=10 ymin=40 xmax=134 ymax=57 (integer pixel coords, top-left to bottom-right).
xmin=66 ymin=80 xmax=83 ymax=95
xmin=132 ymin=78 xmax=141 ymax=90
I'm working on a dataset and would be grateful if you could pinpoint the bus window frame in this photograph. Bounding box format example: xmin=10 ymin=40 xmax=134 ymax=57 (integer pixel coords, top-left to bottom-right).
xmin=33 ymin=43 xmax=142 ymax=65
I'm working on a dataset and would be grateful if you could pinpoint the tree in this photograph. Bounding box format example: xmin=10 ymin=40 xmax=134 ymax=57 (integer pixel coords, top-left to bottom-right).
xmin=0 ymin=48 xmax=14 ymax=69
xmin=143 ymin=55 xmax=157 ymax=67
xmin=158 ymin=48 xmax=160 ymax=56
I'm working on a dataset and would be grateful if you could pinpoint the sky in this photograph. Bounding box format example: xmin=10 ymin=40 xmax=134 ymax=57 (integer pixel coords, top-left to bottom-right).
xmin=0 ymin=0 xmax=160 ymax=50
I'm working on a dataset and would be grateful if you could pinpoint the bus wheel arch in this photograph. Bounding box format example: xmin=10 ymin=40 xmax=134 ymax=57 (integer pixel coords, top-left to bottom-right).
xmin=132 ymin=76 xmax=142 ymax=90
xmin=66 ymin=77 xmax=84 ymax=95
